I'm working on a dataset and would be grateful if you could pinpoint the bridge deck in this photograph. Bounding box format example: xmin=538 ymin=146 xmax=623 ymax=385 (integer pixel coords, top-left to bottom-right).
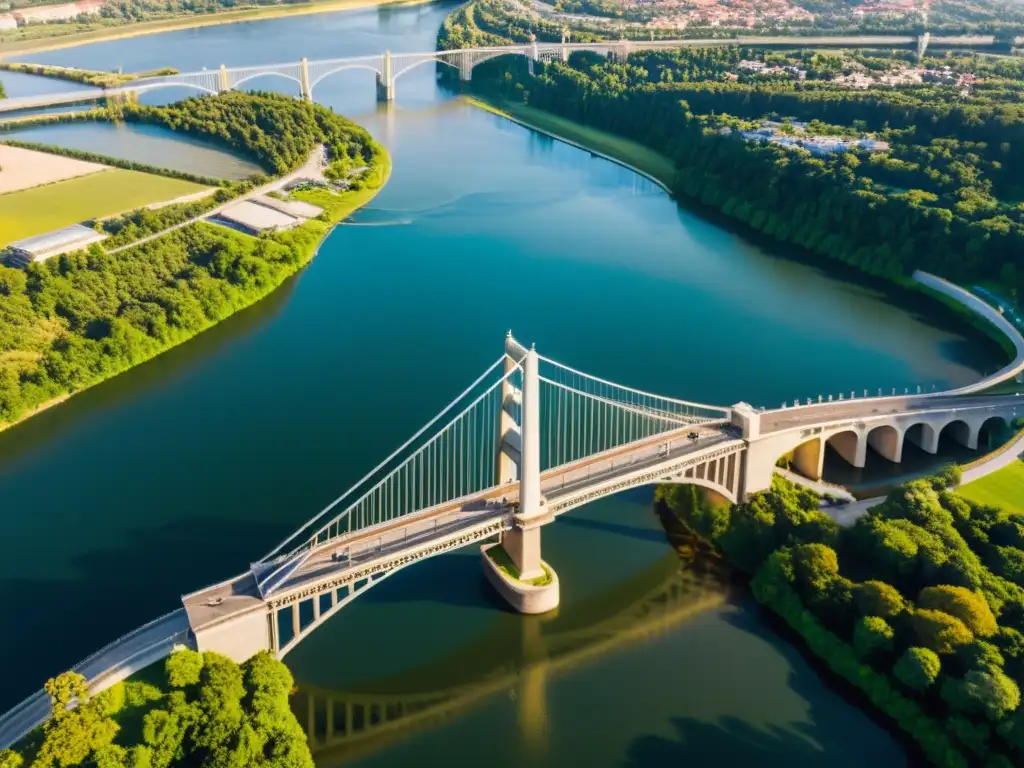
xmin=760 ymin=393 xmax=1022 ymax=434
xmin=183 ymin=422 xmax=735 ymax=629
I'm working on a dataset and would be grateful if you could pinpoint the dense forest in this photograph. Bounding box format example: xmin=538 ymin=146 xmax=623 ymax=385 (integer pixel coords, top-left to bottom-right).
xmin=0 ymin=650 xmax=313 ymax=767
xmin=450 ymin=45 xmax=1024 ymax=301
xmin=661 ymin=471 xmax=1024 ymax=767
xmin=0 ymin=91 xmax=386 ymax=427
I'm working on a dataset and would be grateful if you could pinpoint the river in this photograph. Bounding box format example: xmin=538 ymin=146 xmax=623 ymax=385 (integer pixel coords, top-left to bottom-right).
xmin=0 ymin=4 xmax=1005 ymax=765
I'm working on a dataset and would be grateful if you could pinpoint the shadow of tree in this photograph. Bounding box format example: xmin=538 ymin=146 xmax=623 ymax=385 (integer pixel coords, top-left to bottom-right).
xmin=0 ymin=515 xmax=290 ymax=712
xmin=623 ymin=715 xmax=827 ymax=768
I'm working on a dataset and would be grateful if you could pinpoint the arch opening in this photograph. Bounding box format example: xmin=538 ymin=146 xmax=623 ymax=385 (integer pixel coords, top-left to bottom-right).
xmin=825 ymin=429 xmax=864 ymax=468
xmin=309 ymin=64 xmax=383 ymax=91
xmin=231 ymin=71 xmax=302 ymax=95
xmin=133 ymin=82 xmax=219 ymax=97
xmin=979 ymin=415 xmax=1012 ymax=452
xmin=939 ymin=419 xmax=974 ymax=451
xmin=904 ymin=422 xmax=939 ymax=455
xmin=867 ymin=424 xmax=903 ymax=464
xmin=780 ymin=437 xmax=824 ymax=481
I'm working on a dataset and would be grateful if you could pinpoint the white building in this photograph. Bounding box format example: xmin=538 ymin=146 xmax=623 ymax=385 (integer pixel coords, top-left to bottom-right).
xmin=0 ymin=13 xmax=17 ymax=30
xmin=4 ymin=224 xmax=108 ymax=268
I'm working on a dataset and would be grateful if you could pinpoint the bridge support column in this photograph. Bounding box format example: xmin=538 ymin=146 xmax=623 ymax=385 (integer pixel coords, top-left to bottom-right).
xmin=458 ymin=52 xmax=473 ymax=82
xmin=218 ymin=64 xmax=230 ymax=93
xmin=299 ymin=57 xmax=312 ymax=101
xmin=917 ymin=32 xmax=930 ymax=61
xmin=376 ymin=50 xmax=394 ymax=102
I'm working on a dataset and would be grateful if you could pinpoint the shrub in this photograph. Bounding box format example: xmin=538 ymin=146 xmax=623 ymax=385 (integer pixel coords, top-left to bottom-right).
xmin=854 ymin=580 xmax=907 ymax=617
xmin=911 ymin=608 xmax=975 ymax=654
xmin=894 ymin=646 xmax=942 ymax=691
xmin=854 ymin=616 xmax=895 ymax=658
xmin=943 ymin=668 xmax=1021 ymax=722
xmin=166 ymin=648 xmax=204 ymax=689
xmin=919 ymin=585 xmax=999 ymax=637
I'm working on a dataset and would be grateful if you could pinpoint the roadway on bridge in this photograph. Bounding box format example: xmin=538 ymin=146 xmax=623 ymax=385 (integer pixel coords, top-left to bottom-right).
xmin=760 ymin=393 xmax=1023 ymax=434
xmin=184 ymin=422 xmax=735 ymax=634
xmin=0 ymin=610 xmax=189 ymax=750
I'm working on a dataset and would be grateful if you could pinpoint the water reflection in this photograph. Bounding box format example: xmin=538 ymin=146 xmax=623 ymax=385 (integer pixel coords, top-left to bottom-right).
xmin=293 ymin=553 xmax=729 ymax=766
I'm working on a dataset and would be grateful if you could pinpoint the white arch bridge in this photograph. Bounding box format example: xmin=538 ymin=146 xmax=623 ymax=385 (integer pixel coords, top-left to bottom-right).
xmin=0 ymin=32 xmax=991 ymax=115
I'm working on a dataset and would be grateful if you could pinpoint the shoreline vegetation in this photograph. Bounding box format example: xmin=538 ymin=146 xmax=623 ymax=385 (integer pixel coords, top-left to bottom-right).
xmin=0 ymin=0 xmax=430 ymax=58
xmin=460 ymin=92 xmax=1021 ymax=364
xmin=1 ymin=650 xmax=317 ymax=767
xmin=0 ymin=92 xmax=390 ymax=433
xmin=659 ymin=469 xmax=1024 ymax=767
xmin=440 ymin=22 xmax=1024 ymax=362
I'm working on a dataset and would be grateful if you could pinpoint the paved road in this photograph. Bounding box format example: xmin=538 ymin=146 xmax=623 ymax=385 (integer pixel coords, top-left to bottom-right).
xmin=108 ymin=145 xmax=326 ymax=255
xmin=775 ymin=468 xmax=855 ymax=502
xmin=761 ymin=393 xmax=1024 ymax=434
xmin=0 ymin=609 xmax=190 ymax=750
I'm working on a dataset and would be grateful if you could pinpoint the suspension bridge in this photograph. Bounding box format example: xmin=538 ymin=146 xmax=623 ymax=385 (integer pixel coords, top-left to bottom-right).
xmin=0 ymin=32 xmax=1003 ymax=115
xmin=2 ymin=318 xmax=1024 ymax=748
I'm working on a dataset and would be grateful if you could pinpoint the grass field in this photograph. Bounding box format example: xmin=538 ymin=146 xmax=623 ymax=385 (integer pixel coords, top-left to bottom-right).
xmin=958 ymin=459 xmax=1024 ymax=512
xmin=0 ymin=169 xmax=207 ymax=246
xmin=463 ymin=96 xmax=678 ymax=191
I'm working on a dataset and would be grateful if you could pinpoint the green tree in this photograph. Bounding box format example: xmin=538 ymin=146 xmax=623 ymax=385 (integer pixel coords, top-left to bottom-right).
xmin=853 ymin=616 xmax=895 ymax=657
xmin=911 ymin=608 xmax=974 ymax=654
xmin=893 ymin=646 xmax=942 ymax=691
xmin=919 ymin=585 xmax=999 ymax=637
xmin=854 ymin=580 xmax=906 ymax=617
xmin=166 ymin=648 xmax=204 ymax=689
xmin=943 ymin=668 xmax=1021 ymax=721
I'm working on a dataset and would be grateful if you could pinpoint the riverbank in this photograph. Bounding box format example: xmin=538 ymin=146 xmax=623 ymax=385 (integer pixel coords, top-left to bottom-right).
xmin=463 ymin=94 xmax=1022 ymax=392
xmin=462 ymin=95 xmax=675 ymax=194
xmin=0 ymin=104 xmax=391 ymax=435
xmin=0 ymin=0 xmax=429 ymax=58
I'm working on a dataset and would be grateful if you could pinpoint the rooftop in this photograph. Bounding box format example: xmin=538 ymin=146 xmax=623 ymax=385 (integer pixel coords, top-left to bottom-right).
xmin=214 ymin=200 xmax=301 ymax=234
xmin=8 ymin=223 xmax=107 ymax=256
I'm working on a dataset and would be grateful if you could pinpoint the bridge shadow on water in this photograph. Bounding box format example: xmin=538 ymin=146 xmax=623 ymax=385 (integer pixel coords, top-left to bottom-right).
xmin=358 ymin=551 xmax=511 ymax=612
xmin=554 ymin=515 xmax=667 ymax=545
xmin=621 ymin=601 xmax=913 ymax=768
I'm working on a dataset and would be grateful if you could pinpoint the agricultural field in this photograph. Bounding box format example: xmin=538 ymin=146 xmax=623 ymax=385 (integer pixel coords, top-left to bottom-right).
xmin=0 ymin=166 xmax=207 ymax=246
xmin=958 ymin=459 xmax=1024 ymax=512
xmin=0 ymin=145 xmax=107 ymax=194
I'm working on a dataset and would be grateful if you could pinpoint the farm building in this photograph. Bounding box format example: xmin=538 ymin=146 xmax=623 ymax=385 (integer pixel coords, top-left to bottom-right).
xmin=211 ymin=197 xmax=323 ymax=236
xmin=4 ymin=224 xmax=107 ymax=268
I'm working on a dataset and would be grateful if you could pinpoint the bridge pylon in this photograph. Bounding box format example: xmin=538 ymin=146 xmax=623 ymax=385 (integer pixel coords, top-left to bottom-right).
xmin=218 ymin=64 xmax=229 ymax=93
xmin=376 ymin=50 xmax=394 ymax=102
xmin=485 ymin=334 xmax=559 ymax=614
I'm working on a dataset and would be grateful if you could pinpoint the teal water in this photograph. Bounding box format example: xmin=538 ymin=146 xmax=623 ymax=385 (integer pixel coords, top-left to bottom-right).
xmin=0 ymin=5 xmax=1006 ymax=765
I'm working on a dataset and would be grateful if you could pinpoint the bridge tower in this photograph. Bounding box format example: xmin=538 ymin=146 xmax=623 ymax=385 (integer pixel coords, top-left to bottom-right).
xmin=218 ymin=64 xmax=230 ymax=94
xmin=485 ymin=334 xmax=559 ymax=614
xmin=376 ymin=50 xmax=394 ymax=102
xmin=299 ymin=57 xmax=312 ymax=101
